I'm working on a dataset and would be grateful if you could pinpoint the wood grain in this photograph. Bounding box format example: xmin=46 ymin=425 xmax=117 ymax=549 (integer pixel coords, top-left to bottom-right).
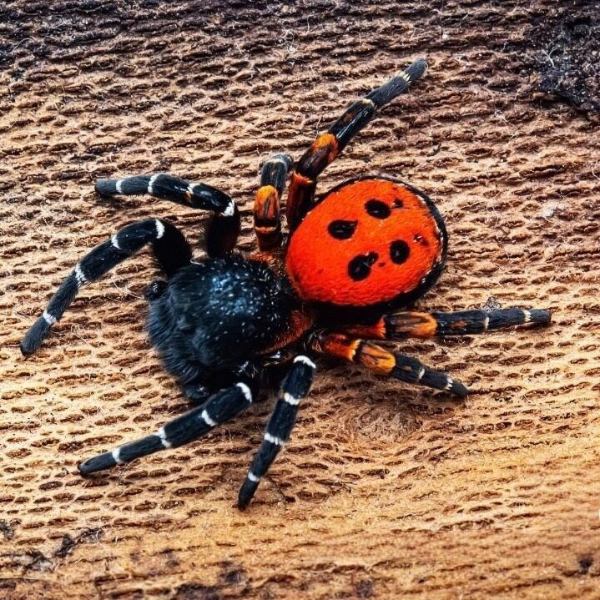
xmin=1 ymin=1 xmax=599 ymax=598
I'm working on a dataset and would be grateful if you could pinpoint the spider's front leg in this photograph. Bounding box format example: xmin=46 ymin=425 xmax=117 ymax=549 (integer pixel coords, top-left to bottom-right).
xmin=96 ymin=174 xmax=240 ymax=257
xmin=78 ymin=376 xmax=258 ymax=474
xmin=309 ymin=331 xmax=468 ymax=397
xmin=238 ymin=355 xmax=316 ymax=509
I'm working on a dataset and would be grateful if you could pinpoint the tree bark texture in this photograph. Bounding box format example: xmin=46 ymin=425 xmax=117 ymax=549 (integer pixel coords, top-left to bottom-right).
xmin=0 ymin=1 xmax=599 ymax=598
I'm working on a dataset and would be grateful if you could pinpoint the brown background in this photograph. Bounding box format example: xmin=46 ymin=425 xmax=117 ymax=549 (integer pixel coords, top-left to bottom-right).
xmin=1 ymin=1 xmax=599 ymax=598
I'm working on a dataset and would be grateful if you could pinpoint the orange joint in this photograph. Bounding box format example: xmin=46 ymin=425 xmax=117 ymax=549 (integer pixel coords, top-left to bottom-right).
xmin=356 ymin=343 xmax=395 ymax=375
xmin=387 ymin=312 xmax=438 ymax=338
xmin=343 ymin=319 xmax=387 ymax=340
xmin=254 ymin=225 xmax=277 ymax=234
xmin=312 ymin=332 xmax=360 ymax=362
xmin=287 ymin=172 xmax=316 ymax=230
xmin=289 ymin=172 xmax=313 ymax=188
xmin=310 ymin=133 xmax=339 ymax=165
xmin=254 ymin=185 xmax=280 ymax=223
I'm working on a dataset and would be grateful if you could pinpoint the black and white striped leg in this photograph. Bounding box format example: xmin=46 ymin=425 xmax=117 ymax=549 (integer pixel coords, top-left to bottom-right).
xmin=95 ymin=174 xmax=240 ymax=257
xmin=181 ymin=361 xmax=261 ymax=406
xmin=390 ymin=353 xmax=468 ymax=397
xmin=78 ymin=381 xmax=256 ymax=474
xmin=20 ymin=219 xmax=191 ymax=355
xmin=344 ymin=308 xmax=552 ymax=341
xmin=432 ymin=308 xmax=552 ymax=335
xmin=238 ymin=355 xmax=316 ymax=510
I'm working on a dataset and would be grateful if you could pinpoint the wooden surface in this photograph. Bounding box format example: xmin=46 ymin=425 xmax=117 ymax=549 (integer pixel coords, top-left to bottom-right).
xmin=1 ymin=1 xmax=599 ymax=598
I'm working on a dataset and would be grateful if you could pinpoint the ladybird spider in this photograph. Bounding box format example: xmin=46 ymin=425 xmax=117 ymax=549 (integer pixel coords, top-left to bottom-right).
xmin=21 ymin=59 xmax=551 ymax=509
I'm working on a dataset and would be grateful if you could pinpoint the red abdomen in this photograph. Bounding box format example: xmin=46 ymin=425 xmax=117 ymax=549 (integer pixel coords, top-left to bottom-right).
xmin=286 ymin=177 xmax=447 ymax=309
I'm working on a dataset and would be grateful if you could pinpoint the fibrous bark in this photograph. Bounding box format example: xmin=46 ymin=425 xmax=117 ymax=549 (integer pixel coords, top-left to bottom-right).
xmin=1 ymin=1 xmax=599 ymax=598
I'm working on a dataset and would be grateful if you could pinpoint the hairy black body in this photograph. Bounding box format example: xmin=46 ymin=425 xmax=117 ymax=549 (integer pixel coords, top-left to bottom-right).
xmin=148 ymin=256 xmax=299 ymax=392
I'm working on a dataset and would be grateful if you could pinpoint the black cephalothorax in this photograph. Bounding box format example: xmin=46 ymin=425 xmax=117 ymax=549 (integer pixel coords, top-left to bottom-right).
xmin=21 ymin=59 xmax=551 ymax=509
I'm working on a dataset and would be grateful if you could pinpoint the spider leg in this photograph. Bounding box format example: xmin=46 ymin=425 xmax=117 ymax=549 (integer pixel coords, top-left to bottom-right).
xmin=238 ymin=355 xmax=316 ymax=510
xmin=182 ymin=361 xmax=262 ymax=406
xmin=286 ymin=58 xmax=428 ymax=230
xmin=342 ymin=308 xmax=552 ymax=340
xmin=181 ymin=379 xmax=213 ymax=406
xmin=253 ymin=154 xmax=293 ymax=251
xmin=95 ymin=174 xmax=240 ymax=257
xmin=20 ymin=219 xmax=190 ymax=355
xmin=309 ymin=332 xmax=467 ymax=397
xmin=78 ymin=379 xmax=256 ymax=474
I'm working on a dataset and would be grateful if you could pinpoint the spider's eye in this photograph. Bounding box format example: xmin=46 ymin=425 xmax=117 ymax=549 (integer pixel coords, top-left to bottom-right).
xmin=348 ymin=252 xmax=378 ymax=281
xmin=328 ymin=219 xmax=358 ymax=240
xmin=390 ymin=240 xmax=410 ymax=265
xmin=365 ymin=199 xmax=391 ymax=219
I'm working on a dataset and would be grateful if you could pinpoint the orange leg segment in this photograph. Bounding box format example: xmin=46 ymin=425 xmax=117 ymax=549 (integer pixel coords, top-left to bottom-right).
xmin=253 ymin=154 xmax=292 ymax=251
xmin=309 ymin=332 xmax=467 ymax=397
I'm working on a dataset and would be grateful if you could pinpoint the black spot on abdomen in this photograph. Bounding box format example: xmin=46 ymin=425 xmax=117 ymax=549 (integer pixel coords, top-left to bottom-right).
xmin=328 ymin=219 xmax=357 ymax=239
xmin=348 ymin=252 xmax=378 ymax=281
xmin=365 ymin=199 xmax=391 ymax=219
xmin=390 ymin=240 xmax=410 ymax=264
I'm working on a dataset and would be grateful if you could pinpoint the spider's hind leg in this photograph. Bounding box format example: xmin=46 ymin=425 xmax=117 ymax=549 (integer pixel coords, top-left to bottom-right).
xmin=343 ymin=308 xmax=552 ymax=340
xmin=309 ymin=332 xmax=468 ymax=397
xmin=238 ymin=355 xmax=316 ymax=509
xmin=21 ymin=219 xmax=191 ymax=355
xmin=286 ymin=58 xmax=428 ymax=230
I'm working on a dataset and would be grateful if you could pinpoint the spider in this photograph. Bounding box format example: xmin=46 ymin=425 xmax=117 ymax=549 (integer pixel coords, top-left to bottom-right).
xmin=21 ymin=59 xmax=551 ymax=509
